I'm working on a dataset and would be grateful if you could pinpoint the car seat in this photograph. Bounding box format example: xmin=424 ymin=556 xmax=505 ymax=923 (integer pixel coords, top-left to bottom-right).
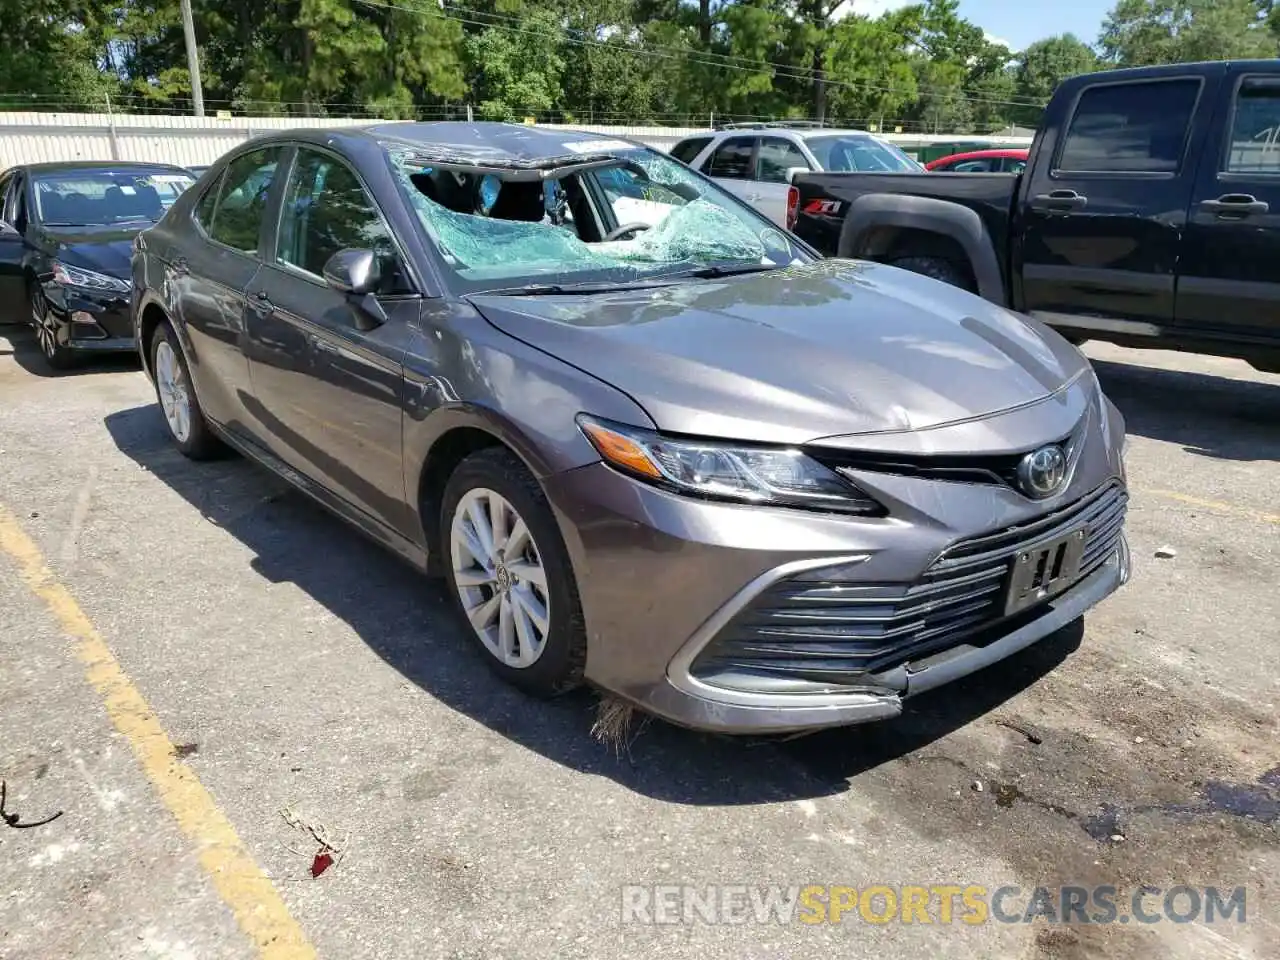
xmin=489 ymin=181 xmax=545 ymax=222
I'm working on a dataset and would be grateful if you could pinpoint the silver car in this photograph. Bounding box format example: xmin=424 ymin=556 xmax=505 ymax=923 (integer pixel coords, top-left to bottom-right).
xmin=132 ymin=123 xmax=1129 ymax=735
xmin=669 ymin=122 xmax=922 ymax=226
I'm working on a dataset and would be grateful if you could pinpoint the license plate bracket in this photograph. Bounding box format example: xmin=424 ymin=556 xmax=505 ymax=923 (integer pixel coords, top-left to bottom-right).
xmin=1004 ymin=528 xmax=1087 ymax=616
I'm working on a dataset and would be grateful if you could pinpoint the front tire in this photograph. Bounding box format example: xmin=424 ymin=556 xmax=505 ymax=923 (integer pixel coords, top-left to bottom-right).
xmin=150 ymin=321 xmax=222 ymax=459
xmin=440 ymin=448 xmax=587 ymax=697
xmin=30 ymin=286 xmax=75 ymax=370
xmin=889 ymin=255 xmax=976 ymax=292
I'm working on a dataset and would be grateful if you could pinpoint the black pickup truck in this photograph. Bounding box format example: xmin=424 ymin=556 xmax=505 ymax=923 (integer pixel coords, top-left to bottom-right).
xmin=792 ymin=60 xmax=1280 ymax=373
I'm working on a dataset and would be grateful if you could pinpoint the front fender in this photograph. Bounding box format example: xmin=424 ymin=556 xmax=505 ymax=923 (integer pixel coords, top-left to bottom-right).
xmin=838 ymin=193 xmax=1006 ymax=304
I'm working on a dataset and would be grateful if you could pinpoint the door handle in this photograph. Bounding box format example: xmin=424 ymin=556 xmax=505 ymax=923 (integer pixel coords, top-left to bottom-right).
xmin=1199 ymin=194 xmax=1269 ymax=217
xmin=247 ymin=289 xmax=273 ymax=313
xmin=1030 ymin=190 xmax=1088 ymax=212
xmin=308 ymin=333 xmax=339 ymax=355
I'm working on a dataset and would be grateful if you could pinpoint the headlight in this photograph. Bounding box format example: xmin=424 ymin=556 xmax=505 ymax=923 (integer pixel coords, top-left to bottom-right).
xmin=51 ymin=261 xmax=130 ymax=294
xmin=577 ymin=415 xmax=882 ymax=515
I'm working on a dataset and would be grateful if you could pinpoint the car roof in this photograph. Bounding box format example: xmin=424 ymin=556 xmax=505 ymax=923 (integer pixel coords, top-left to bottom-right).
xmin=14 ymin=160 xmax=194 ymax=174
xmin=253 ymin=122 xmax=648 ymax=168
xmin=689 ymin=127 xmax=872 ymax=141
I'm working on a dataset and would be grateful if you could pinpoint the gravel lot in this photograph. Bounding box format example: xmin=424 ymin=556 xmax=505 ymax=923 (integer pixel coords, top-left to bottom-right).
xmin=1 ymin=327 xmax=1277 ymax=960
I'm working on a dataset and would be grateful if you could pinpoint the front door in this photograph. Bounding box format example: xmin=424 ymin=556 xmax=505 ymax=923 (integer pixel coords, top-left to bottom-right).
xmin=1178 ymin=73 xmax=1280 ymax=343
xmin=701 ymin=136 xmax=759 ymax=209
xmin=1016 ymin=75 xmax=1215 ymax=328
xmin=244 ymin=145 xmax=416 ymax=535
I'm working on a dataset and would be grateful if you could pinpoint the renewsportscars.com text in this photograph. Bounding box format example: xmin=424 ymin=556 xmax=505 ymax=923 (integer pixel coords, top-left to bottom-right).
xmin=620 ymin=884 xmax=1247 ymax=926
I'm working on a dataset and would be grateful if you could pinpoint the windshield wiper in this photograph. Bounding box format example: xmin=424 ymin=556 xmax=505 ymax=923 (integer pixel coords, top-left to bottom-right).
xmin=669 ymin=262 xmax=778 ymax=280
xmin=472 ymin=278 xmax=680 ymax=297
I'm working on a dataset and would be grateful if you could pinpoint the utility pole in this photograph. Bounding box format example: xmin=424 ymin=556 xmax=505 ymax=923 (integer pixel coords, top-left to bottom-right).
xmin=179 ymin=0 xmax=205 ymax=117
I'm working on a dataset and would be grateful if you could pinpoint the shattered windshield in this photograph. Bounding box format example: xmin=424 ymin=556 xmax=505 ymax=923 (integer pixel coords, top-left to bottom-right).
xmin=388 ymin=141 xmax=808 ymax=292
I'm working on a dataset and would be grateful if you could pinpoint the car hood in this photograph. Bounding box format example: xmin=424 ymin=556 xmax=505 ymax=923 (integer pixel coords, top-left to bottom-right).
xmin=469 ymin=259 xmax=1090 ymax=445
xmin=37 ymin=223 xmax=149 ymax=279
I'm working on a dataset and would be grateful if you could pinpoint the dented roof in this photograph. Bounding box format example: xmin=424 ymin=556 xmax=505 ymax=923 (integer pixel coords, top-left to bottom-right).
xmin=363 ymin=121 xmax=641 ymax=169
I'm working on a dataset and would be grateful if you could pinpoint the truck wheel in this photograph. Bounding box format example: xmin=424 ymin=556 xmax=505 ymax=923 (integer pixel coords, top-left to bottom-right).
xmin=889 ymin=256 xmax=975 ymax=293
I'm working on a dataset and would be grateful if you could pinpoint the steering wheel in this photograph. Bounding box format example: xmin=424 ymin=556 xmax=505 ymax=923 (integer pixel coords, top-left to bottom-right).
xmin=603 ymin=222 xmax=651 ymax=242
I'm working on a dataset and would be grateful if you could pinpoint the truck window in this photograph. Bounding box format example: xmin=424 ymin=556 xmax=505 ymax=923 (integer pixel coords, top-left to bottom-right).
xmin=1057 ymin=79 xmax=1200 ymax=174
xmin=669 ymin=137 xmax=712 ymax=165
xmin=756 ymin=138 xmax=809 ymax=182
xmin=1223 ymin=78 xmax=1280 ymax=174
xmin=704 ymin=137 xmax=755 ymax=179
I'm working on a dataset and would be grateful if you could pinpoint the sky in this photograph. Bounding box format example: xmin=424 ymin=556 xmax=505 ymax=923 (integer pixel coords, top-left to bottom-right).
xmin=848 ymin=0 xmax=1117 ymax=53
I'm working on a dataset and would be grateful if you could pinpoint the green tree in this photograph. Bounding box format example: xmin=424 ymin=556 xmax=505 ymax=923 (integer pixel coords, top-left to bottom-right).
xmin=466 ymin=9 xmax=566 ymax=120
xmin=824 ymin=11 xmax=919 ymax=127
xmin=1099 ymin=0 xmax=1277 ymax=65
xmin=0 ymin=0 xmax=117 ymax=110
xmin=1013 ymin=34 xmax=1099 ymax=127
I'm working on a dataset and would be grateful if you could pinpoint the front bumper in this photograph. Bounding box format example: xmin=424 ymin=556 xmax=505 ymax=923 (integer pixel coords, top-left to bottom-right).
xmin=40 ymin=283 xmax=136 ymax=353
xmin=541 ymin=388 xmax=1129 ymax=734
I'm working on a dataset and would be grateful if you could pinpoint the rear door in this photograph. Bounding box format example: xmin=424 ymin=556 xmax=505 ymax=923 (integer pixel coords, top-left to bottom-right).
xmin=1016 ymin=74 xmax=1214 ymax=328
xmin=754 ymin=136 xmax=810 ymax=226
xmin=1178 ymin=72 xmax=1280 ymax=343
xmin=701 ymin=136 xmax=758 ymax=206
xmin=178 ymin=145 xmax=284 ymax=434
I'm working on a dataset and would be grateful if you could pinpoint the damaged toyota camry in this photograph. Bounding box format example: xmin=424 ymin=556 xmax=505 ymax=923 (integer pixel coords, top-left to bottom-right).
xmin=131 ymin=122 xmax=1129 ymax=733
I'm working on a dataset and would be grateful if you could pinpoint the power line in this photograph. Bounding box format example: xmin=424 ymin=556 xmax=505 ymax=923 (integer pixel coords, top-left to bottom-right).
xmin=354 ymin=0 xmax=1048 ymax=110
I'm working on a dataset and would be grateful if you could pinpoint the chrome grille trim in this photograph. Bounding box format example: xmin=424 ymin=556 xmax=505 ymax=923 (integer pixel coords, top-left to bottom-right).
xmin=694 ymin=480 xmax=1128 ymax=680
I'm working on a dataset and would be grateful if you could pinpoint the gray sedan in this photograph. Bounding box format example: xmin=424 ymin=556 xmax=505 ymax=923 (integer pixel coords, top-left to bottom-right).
xmin=131 ymin=122 xmax=1129 ymax=734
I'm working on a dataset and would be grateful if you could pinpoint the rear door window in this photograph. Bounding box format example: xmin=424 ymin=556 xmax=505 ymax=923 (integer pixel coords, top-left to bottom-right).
xmin=704 ymin=137 xmax=756 ymax=179
xmin=1057 ymin=79 xmax=1200 ymax=173
xmin=208 ymin=147 xmax=283 ymax=254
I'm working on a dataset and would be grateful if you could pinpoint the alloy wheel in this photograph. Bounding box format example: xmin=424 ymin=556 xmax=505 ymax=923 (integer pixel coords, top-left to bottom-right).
xmin=31 ymin=290 xmax=58 ymax=360
xmin=154 ymin=340 xmax=192 ymax=443
xmin=449 ymin=487 xmax=551 ymax=668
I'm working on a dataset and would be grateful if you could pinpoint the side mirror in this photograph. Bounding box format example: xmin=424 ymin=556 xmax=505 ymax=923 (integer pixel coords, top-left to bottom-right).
xmin=322 ymin=248 xmax=386 ymax=331
xmin=323 ymin=248 xmax=379 ymax=295
xmin=785 ymin=166 xmax=809 ymax=184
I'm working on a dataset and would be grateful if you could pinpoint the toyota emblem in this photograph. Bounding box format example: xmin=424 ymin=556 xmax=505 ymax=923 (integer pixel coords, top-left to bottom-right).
xmin=1017 ymin=445 xmax=1067 ymax=499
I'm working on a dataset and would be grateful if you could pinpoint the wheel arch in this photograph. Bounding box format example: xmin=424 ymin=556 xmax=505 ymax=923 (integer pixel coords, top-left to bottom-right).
xmin=837 ymin=194 xmax=1006 ymax=303
xmin=411 ymin=406 xmax=562 ymax=575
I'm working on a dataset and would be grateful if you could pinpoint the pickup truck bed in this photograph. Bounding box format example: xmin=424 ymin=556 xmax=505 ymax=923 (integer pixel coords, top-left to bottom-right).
xmin=790 ymin=60 xmax=1280 ymax=374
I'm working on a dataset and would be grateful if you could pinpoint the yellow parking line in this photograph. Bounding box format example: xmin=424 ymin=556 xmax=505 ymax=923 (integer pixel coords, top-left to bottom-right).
xmin=0 ymin=506 xmax=316 ymax=960
xmin=1136 ymin=488 xmax=1280 ymax=526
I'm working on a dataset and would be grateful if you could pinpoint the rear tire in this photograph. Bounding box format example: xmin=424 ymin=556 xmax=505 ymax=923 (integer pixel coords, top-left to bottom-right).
xmin=888 ymin=255 xmax=976 ymax=293
xmin=440 ymin=448 xmax=587 ymax=697
xmin=150 ymin=321 xmax=222 ymax=459
xmin=30 ymin=285 xmax=75 ymax=370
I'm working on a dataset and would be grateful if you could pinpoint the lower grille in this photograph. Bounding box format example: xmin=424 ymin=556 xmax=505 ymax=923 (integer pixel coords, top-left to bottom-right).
xmin=692 ymin=480 xmax=1127 ymax=685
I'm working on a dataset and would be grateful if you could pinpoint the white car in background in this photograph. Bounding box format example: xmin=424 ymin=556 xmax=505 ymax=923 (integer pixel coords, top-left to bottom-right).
xmin=669 ymin=122 xmax=923 ymax=228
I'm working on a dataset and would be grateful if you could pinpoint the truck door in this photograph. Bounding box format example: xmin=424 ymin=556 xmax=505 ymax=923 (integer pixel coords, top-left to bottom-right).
xmin=1178 ymin=73 xmax=1280 ymax=341
xmin=1016 ymin=74 xmax=1216 ymax=331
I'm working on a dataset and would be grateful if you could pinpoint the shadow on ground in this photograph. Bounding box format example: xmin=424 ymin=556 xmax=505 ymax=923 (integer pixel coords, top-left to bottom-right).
xmin=0 ymin=326 xmax=140 ymax=378
xmin=1092 ymin=356 xmax=1280 ymax=463
xmin=105 ymin=402 xmax=1085 ymax=806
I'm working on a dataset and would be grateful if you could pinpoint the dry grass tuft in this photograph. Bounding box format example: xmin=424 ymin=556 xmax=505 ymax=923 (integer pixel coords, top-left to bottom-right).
xmin=591 ymin=696 xmax=648 ymax=755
